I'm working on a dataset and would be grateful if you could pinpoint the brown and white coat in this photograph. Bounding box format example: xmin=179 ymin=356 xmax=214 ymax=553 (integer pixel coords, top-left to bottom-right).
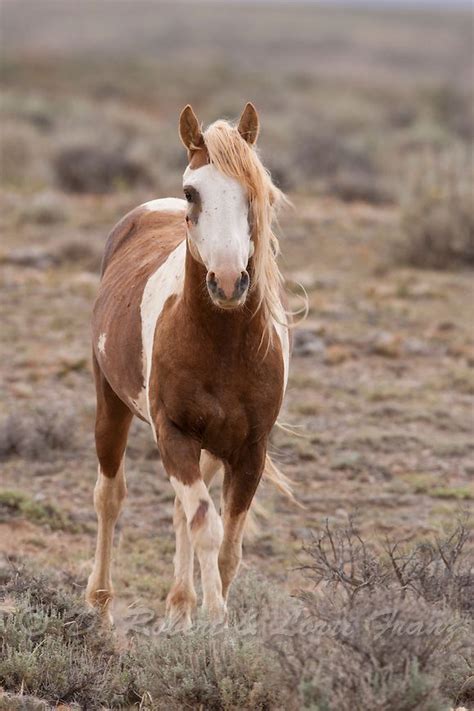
xmin=86 ymin=104 xmax=290 ymax=629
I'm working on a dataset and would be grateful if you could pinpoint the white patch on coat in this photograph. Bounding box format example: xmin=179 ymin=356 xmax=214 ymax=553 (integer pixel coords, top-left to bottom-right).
xmin=140 ymin=240 xmax=187 ymax=426
xmin=141 ymin=197 xmax=186 ymax=213
xmin=183 ymin=164 xmax=251 ymax=274
xmin=272 ymin=308 xmax=290 ymax=392
xmin=97 ymin=332 xmax=107 ymax=356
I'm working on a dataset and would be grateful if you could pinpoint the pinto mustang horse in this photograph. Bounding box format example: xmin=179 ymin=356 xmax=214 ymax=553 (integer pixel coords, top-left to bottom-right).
xmin=86 ymin=103 xmax=293 ymax=630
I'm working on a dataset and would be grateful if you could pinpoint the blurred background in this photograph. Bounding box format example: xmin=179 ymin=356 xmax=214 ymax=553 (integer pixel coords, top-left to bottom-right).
xmin=0 ymin=1 xmax=473 ymax=707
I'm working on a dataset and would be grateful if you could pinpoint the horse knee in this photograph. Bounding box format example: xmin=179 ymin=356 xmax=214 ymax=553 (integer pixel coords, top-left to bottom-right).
xmin=94 ymin=466 xmax=126 ymax=519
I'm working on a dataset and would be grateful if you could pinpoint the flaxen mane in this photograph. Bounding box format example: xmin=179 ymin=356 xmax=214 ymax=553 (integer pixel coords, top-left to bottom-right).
xmin=203 ymin=120 xmax=288 ymax=342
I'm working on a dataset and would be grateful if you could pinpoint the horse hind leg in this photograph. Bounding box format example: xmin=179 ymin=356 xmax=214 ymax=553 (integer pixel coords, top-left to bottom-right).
xmin=86 ymin=356 xmax=133 ymax=624
xmin=164 ymin=450 xmax=223 ymax=631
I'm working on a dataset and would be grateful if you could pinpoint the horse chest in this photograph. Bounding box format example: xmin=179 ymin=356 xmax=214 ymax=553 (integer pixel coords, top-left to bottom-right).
xmin=150 ymin=342 xmax=282 ymax=455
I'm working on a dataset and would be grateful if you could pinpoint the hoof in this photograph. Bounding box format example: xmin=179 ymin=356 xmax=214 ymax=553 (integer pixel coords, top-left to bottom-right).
xmin=85 ymin=583 xmax=114 ymax=626
xmin=199 ymin=601 xmax=228 ymax=628
xmin=162 ymin=583 xmax=197 ymax=633
xmin=159 ymin=609 xmax=193 ymax=634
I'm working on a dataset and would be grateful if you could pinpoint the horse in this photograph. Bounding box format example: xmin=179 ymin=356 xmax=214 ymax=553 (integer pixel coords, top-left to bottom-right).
xmin=86 ymin=103 xmax=292 ymax=630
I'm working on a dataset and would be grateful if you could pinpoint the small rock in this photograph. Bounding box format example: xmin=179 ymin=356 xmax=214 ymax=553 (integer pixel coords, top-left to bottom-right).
xmin=293 ymin=329 xmax=326 ymax=357
xmin=330 ymin=451 xmax=362 ymax=470
xmin=370 ymin=331 xmax=402 ymax=358
xmin=403 ymin=338 xmax=431 ymax=356
xmin=324 ymin=345 xmax=352 ymax=365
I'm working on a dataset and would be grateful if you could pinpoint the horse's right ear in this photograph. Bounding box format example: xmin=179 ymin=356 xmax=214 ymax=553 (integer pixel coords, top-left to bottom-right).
xmin=179 ymin=105 xmax=204 ymax=151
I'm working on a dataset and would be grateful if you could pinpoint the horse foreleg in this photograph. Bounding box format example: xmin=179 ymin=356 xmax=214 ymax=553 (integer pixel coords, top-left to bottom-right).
xmin=157 ymin=416 xmax=226 ymax=625
xmin=164 ymin=450 xmax=223 ymax=630
xmin=86 ymin=356 xmax=132 ymax=624
xmin=86 ymin=462 xmax=127 ymax=624
xmin=219 ymin=444 xmax=265 ymax=601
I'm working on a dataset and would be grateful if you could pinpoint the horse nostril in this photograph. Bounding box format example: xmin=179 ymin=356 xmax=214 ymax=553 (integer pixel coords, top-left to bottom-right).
xmin=207 ymin=271 xmax=218 ymax=294
xmin=236 ymin=270 xmax=249 ymax=296
xmin=240 ymin=271 xmax=249 ymax=290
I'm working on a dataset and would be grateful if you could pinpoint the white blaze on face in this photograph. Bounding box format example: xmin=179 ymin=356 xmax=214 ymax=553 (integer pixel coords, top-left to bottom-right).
xmin=183 ymin=164 xmax=251 ymax=275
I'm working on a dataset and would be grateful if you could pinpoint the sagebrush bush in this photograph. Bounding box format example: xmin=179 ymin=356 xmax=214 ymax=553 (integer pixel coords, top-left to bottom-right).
xmin=53 ymin=144 xmax=152 ymax=194
xmin=0 ymin=568 xmax=122 ymax=710
xmin=0 ymin=405 xmax=77 ymax=461
xmin=1 ymin=524 xmax=472 ymax=710
xmin=279 ymin=519 xmax=474 ymax=710
xmin=396 ymin=153 xmax=474 ymax=269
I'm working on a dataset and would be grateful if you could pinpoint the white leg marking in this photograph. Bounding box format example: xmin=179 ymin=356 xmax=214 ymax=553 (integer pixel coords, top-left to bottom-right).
xmin=164 ymin=452 xmax=222 ymax=630
xmin=86 ymin=462 xmax=126 ymax=624
xmin=163 ymin=497 xmax=197 ymax=631
xmin=170 ymin=476 xmax=225 ymax=622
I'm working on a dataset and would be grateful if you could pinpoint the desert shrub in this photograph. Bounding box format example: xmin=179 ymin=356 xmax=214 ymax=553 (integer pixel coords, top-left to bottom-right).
xmin=428 ymin=85 xmax=474 ymax=142
xmin=18 ymin=191 xmax=67 ymax=225
xmin=0 ymin=568 xmax=123 ymax=710
xmin=128 ymin=626 xmax=282 ymax=710
xmin=1 ymin=526 xmax=471 ymax=710
xmin=328 ymin=170 xmax=393 ymax=205
xmin=0 ymin=124 xmax=34 ymax=187
xmin=396 ymin=153 xmax=474 ymax=269
xmin=55 ymin=239 xmax=102 ymax=271
xmin=125 ymin=572 xmax=290 ymax=710
xmin=294 ymin=128 xmax=373 ymax=182
xmin=53 ymin=144 xmax=152 ymax=194
xmin=0 ymin=406 xmax=77 ymax=461
xmin=275 ymin=519 xmax=474 ymax=710
xmin=0 ymin=566 xmax=287 ymax=711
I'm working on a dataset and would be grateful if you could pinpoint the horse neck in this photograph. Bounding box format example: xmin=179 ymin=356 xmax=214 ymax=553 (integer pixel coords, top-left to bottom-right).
xmin=182 ymin=239 xmax=263 ymax=340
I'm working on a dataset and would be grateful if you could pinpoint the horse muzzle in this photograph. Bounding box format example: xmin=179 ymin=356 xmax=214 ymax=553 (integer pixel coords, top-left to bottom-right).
xmin=206 ymin=269 xmax=249 ymax=309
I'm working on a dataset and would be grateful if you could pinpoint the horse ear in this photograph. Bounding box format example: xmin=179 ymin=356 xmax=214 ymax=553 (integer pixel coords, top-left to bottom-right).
xmin=237 ymin=102 xmax=259 ymax=145
xmin=179 ymin=105 xmax=204 ymax=150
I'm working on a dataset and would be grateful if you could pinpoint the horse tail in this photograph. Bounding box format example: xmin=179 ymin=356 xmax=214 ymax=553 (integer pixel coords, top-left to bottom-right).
xmin=262 ymin=453 xmax=298 ymax=504
xmin=245 ymin=454 xmax=302 ymax=537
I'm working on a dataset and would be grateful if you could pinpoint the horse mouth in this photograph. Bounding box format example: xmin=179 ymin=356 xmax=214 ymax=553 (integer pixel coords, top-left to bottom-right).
xmin=209 ymin=294 xmax=247 ymax=311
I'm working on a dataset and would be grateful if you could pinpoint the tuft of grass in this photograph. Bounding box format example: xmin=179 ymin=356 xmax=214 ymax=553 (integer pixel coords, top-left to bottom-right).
xmin=431 ymin=486 xmax=473 ymax=501
xmin=0 ymin=490 xmax=82 ymax=532
xmin=395 ymin=153 xmax=474 ymax=269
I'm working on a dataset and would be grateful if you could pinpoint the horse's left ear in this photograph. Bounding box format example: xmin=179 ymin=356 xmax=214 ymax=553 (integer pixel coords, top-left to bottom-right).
xmin=237 ymin=102 xmax=259 ymax=145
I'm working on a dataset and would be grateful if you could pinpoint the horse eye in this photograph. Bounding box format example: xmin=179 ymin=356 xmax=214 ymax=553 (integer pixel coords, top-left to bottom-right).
xmin=184 ymin=190 xmax=193 ymax=202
